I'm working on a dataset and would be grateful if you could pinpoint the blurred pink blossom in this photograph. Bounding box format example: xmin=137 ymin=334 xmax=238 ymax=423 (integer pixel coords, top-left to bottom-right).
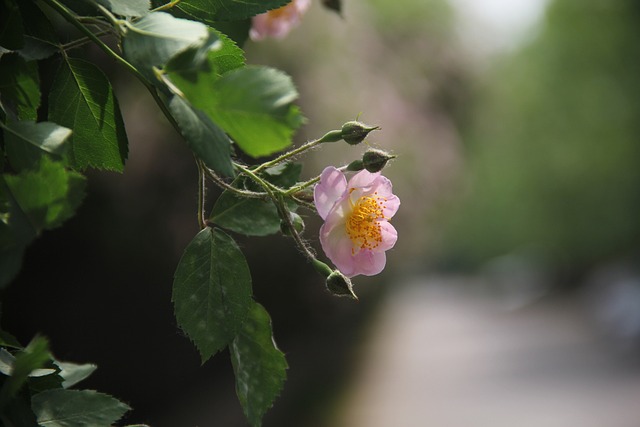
xmin=314 ymin=167 xmax=400 ymax=277
xmin=250 ymin=0 xmax=312 ymax=41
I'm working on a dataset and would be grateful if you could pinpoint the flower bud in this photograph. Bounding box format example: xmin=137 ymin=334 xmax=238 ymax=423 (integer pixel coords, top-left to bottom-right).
xmin=322 ymin=0 xmax=342 ymax=15
xmin=326 ymin=270 xmax=358 ymax=300
xmin=280 ymin=212 xmax=305 ymax=235
xmin=341 ymin=121 xmax=379 ymax=145
xmin=362 ymin=148 xmax=396 ymax=173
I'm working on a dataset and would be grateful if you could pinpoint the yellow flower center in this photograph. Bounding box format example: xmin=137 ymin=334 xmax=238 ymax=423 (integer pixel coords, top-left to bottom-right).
xmin=346 ymin=191 xmax=387 ymax=253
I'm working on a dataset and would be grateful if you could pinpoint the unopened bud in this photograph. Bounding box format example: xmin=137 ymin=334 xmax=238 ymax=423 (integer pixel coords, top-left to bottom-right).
xmin=280 ymin=212 xmax=305 ymax=235
xmin=341 ymin=121 xmax=379 ymax=145
xmin=326 ymin=270 xmax=358 ymax=300
xmin=362 ymin=148 xmax=396 ymax=173
xmin=322 ymin=0 xmax=342 ymax=16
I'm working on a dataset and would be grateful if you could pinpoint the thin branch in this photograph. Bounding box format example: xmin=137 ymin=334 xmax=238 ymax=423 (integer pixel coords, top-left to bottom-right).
xmin=196 ymin=159 xmax=207 ymax=229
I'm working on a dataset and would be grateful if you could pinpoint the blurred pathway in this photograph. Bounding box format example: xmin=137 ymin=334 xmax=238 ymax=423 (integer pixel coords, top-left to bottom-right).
xmin=336 ymin=277 xmax=640 ymax=427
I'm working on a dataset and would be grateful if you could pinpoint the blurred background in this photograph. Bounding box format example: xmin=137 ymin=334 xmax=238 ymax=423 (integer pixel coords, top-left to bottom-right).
xmin=4 ymin=0 xmax=640 ymax=425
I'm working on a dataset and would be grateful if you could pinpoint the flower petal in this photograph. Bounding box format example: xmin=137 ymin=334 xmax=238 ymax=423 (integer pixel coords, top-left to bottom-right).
xmin=314 ymin=166 xmax=347 ymax=220
xmin=250 ymin=0 xmax=311 ymax=41
xmin=351 ymin=250 xmax=387 ymax=277
xmin=375 ymin=221 xmax=398 ymax=252
xmin=347 ymin=169 xmax=379 ymax=191
xmin=381 ymin=194 xmax=400 ymax=219
xmin=320 ymin=222 xmax=358 ymax=276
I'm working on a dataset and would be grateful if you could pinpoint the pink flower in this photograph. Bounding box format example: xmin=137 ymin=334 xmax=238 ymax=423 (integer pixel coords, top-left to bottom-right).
xmin=250 ymin=0 xmax=312 ymax=41
xmin=314 ymin=167 xmax=400 ymax=277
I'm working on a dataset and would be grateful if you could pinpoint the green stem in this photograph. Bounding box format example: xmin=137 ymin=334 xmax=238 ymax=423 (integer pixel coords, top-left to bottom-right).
xmin=252 ymin=129 xmax=341 ymax=174
xmin=153 ymin=0 xmax=183 ymax=12
xmin=95 ymin=4 xmax=120 ymax=27
xmin=238 ymin=165 xmax=316 ymax=261
xmin=60 ymin=28 xmax=113 ymax=52
xmin=196 ymin=159 xmax=207 ymax=229
xmin=202 ymin=166 xmax=269 ymax=199
xmin=275 ymin=193 xmax=316 ymax=261
xmin=237 ymin=164 xmax=286 ymax=195
xmin=283 ymin=164 xmax=349 ymax=196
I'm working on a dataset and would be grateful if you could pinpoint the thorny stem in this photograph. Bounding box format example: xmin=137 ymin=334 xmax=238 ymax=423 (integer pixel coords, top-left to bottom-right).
xmin=284 ymin=164 xmax=350 ymax=196
xmin=276 ymin=193 xmax=316 ymax=261
xmin=252 ymin=129 xmax=341 ymax=174
xmin=202 ymin=167 xmax=269 ymax=199
xmin=238 ymin=165 xmax=316 ymax=261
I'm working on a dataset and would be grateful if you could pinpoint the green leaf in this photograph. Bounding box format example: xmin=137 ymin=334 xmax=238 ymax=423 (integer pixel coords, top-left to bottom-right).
xmin=0 ymin=0 xmax=24 ymax=50
xmin=170 ymin=66 xmax=304 ymax=158
xmin=123 ymin=12 xmax=219 ymax=71
xmin=177 ymin=0 xmax=290 ymax=22
xmin=168 ymin=96 xmax=234 ymax=177
xmin=204 ymin=28 xmax=246 ymax=75
xmin=55 ymin=361 xmax=97 ymax=389
xmin=209 ymin=19 xmax=251 ymax=47
xmin=209 ymin=163 xmax=301 ymax=236
xmin=17 ymin=0 xmax=58 ymax=60
xmin=173 ymin=227 xmax=252 ymax=362
xmin=48 ymin=58 xmax=128 ymax=171
xmin=28 ymin=372 xmax=64 ymax=394
xmin=0 ymin=54 xmax=40 ymax=120
xmin=230 ymin=302 xmax=287 ymax=427
xmin=0 ymin=156 xmax=85 ymax=288
xmin=210 ymin=187 xmax=281 ymax=236
xmin=166 ymin=27 xmax=244 ymax=76
xmin=0 ymin=330 xmax=23 ymax=350
xmin=3 ymin=156 xmax=86 ymax=233
xmin=95 ymin=0 xmax=150 ymax=17
xmin=262 ymin=162 xmax=303 ymax=188
xmin=32 ymin=389 xmax=130 ymax=427
xmin=0 ymin=336 xmax=50 ymax=409
xmin=0 ymin=243 xmax=28 ymax=289
xmin=2 ymin=121 xmax=71 ymax=171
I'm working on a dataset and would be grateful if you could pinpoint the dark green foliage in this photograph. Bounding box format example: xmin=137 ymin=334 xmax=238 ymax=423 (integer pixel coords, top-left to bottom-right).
xmin=48 ymin=58 xmax=128 ymax=172
xmin=177 ymin=0 xmax=291 ymax=22
xmin=231 ymin=302 xmax=288 ymax=427
xmin=0 ymin=54 xmax=40 ymax=120
xmin=31 ymin=389 xmax=130 ymax=427
xmin=173 ymin=228 xmax=253 ymax=362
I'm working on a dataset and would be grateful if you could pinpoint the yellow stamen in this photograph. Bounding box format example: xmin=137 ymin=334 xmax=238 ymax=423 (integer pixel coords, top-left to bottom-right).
xmin=346 ymin=192 xmax=387 ymax=254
